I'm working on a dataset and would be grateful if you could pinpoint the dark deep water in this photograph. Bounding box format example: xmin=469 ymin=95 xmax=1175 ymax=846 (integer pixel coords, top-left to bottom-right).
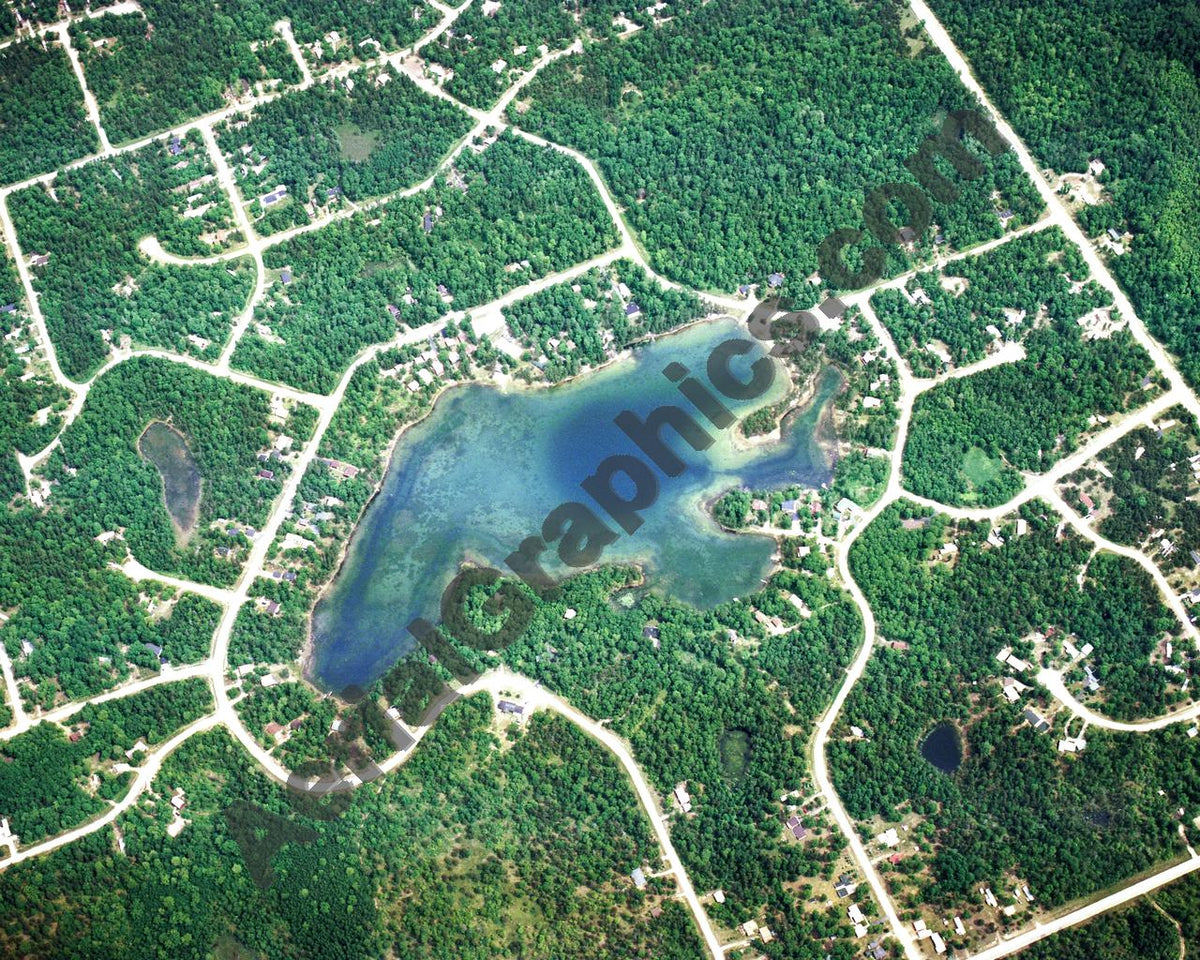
xmin=921 ymin=723 xmax=963 ymax=773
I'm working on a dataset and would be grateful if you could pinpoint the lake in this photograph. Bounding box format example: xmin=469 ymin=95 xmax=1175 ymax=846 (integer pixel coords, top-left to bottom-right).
xmin=310 ymin=318 xmax=841 ymax=692
xmin=138 ymin=421 xmax=202 ymax=538
xmin=920 ymin=722 xmax=963 ymax=773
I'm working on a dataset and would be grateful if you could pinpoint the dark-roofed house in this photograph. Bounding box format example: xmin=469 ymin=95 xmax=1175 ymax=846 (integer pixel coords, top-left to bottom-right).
xmin=498 ymin=699 xmax=524 ymax=715
xmin=423 ymin=211 xmax=434 ymax=233
xmin=1108 ymin=227 xmax=1123 ymax=242
xmin=625 ymin=301 xmax=641 ymax=318
xmin=326 ymin=186 xmax=342 ymax=199
xmin=257 ymin=469 xmax=275 ymax=480
xmin=819 ymin=296 xmax=847 ymax=321
xmin=768 ymin=272 xmax=785 ymax=288
xmin=898 ymin=225 xmax=917 ymax=244
xmin=387 ymin=304 xmax=402 ymax=320
xmin=0 ymin=304 xmax=16 ymax=314
xmin=280 ymin=270 xmax=292 ymax=285
xmin=738 ymin=284 xmax=750 ymax=296
xmin=144 ymin=642 xmax=164 ymax=659
xmin=1023 ymin=707 xmax=1049 ymax=733
xmin=168 ymin=137 xmax=183 ymax=156
xmin=785 ymin=814 xmax=806 ymax=839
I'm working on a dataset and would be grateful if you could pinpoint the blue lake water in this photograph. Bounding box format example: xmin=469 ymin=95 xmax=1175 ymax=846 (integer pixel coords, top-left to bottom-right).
xmin=310 ymin=318 xmax=840 ymax=691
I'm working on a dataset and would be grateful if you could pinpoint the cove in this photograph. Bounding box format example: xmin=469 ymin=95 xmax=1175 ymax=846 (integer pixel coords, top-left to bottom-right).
xmin=310 ymin=318 xmax=840 ymax=691
xmin=138 ymin=421 xmax=202 ymax=538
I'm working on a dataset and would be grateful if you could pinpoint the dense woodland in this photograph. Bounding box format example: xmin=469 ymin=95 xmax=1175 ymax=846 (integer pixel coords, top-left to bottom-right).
xmin=515 ymin=0 xmax=1042 ymax=293
xmin=216 ymin=66 xmax=473 ymax=235
xmin=9 ymin=132 xmax=253 ymax=380
xmin=0 ymin=38 xmax=97 ymax=185
xmin=1062 ymin=411 xmax=1200 ymax=586
xmin=47 ymin=357 xmax=307 ymax=587
xmin=237 ymin=135 xmax=617 ymax=392
xmin=871 ymin=227 xmax=1107 ymax=377
xmin=70 ymin=1 xmax=301 ymax=144
xmin=0 ymin=679 xmax=211 ymax=845
xmin=928 ymin=0 xmax=1200 ymax=394
xmin=422 ymin=0 xmax=647 ymax=109
xmin=830 ymin=502 xmax=1200 ymax=922
xmin=0 ymin=701 xmax=708 ymax=959
xmin=901 ymin=318 xmax=1152 ymax=506
xmin=1017 ymin=872 xmax=1200 ymax=959
xmin=504 ymin=259 xmax=706 ymax=382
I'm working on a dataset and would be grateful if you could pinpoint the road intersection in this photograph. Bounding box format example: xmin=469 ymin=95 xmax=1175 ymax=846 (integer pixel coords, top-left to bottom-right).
xmin=2 ymin=2 xmax=1200 ymax=958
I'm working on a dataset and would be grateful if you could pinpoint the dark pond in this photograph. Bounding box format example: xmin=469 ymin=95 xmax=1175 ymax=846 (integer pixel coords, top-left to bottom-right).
xmin=138 ymin=421 xmax=202 ymax=537
xmin=920 ymin=722 xmax=962 ymax=773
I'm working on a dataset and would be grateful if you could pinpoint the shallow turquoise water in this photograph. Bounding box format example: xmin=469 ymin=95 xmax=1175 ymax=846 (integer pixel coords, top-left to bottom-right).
xmin=311 ymin=318 xmax=839 ymax=691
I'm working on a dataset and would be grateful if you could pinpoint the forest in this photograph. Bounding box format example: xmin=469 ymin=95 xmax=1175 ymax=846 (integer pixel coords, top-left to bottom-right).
xmin=48 ymin=356 xmax=310 ymax=587
xmin=830 ymin=502 xmax=1200 ymax=922
xmin=1060 ymin=410 xmax=1200 ymax=590
xmin=0 ymin=678 xmax=211 ymax=845
xmin=216 ymin=66 xmax=473 ymax=235
xmin=236 ymin=135 xmax=617 ymax=392
xmin=927 ymin=0 xmax=1200 ymax=394
xmin=421 ymin=0 xmax=644 ymax=109
xmin=8 ymin=131 xmax=254 ymax=381
xmin=0 ymin=38 xmax=97 ymax=186
xmin=901 ymin=319 xmax=1152 ymax=506
xmin=0 ymin=700 xmax=708 ymax=959
xmin=70 ymin=1 xmax=301 ymax=144
xmin=503 ymin=259 xmax=706 ymax=383
xmin=870 ymin=227 xmax=1108 ymax=377
xmin=514 ymin=0 xmax=1042 ymax=293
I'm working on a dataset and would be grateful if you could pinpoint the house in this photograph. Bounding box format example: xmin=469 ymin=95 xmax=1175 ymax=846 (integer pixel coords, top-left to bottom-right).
xmin=642 ymin=624 xmax=660 ymax=643
xmin=280 ymin=270 xmax=292 ymax=285
xmin=144 ymin=642 xmax=164 ymax=659
xmin=740 ymin=920 xmax=759 ymax=937
xmin=625 ymin=301 xmax=641 ymax=318
xmin=261 ymin=674 xmax=279 ymax=687
xmin=20 ymin=640 xmax=33 ymax=657
xmin=497 ymin=699 xmax=524 ymax=715
xmin=1083 ymin=664 xmax=1101 ymax=692
xmin=997 ymin=209 xmax=1015 ymax=225
xmin=785 ymin=814 xmax=806 ymax=839
xmin=265 ymin=722 xmax=284 ymax=736
xmin=674 ymin=782 xmax=692 ymax=813
xmin=877 ymin=827 xmax=899 ymax=848
xmin=1023 ymin=707 xmax=1049 ymax=733
xmin=387 ymin=304 xmax=402 ymax=320
xmin=260 ymin=186 xmax=288 ymax=207
xmin=767 ymin=272 xmax=785 ymax=288
xmin=289 ymin=718 xmax=303 ymax=730
xmin=617 ymin=282 xmax=632 ymax=300
xmin=898 ymin=225 xmax=917 ymax=244
xmin=848 ymin=903 xmax=865 ymax=924
xmin=326 ymin=187 xmax=342 ymax=200
xmin=170 ymin=791 xmax=187 ymax=811
xmin=423 ymin=211 xmax=433 ymax=233
xmin=954 ymin=916 xmax=966 ymax=936
xmin=738 ymin=284 xmax=750 ymax=296
xmin=834 ymin=875 xmax=856 ymax=898
xmin=266 ymin=601 xmax=280 ymax=616
xmin=237 ymin=663 xmax=255 ymax=677
xmin=712 ymin=889 xmax=725 ymax=903
xmin=631 ymin=867 xmax=647 ymax=889
xmin=30 ymin=253 xmax=50 ymax=267
xmin=868 ymin=942 xmax=886 ymax=960
xmin=257 ymin=469 xmax=275 ymax=480
xmin=0 ymin=303 xmax=17 ymax=315
xmin=820 ymin=296 xmax=848 ymax=322
xmin=168 ymin=137 xmax=183 ymax=156
xmin=930 ymin=931 xmax=946 ymax=954
xmin=1107 ymin=227 xmax=1123 ymax=242
xmin=835 ymin=497 xmax=858 ymax=520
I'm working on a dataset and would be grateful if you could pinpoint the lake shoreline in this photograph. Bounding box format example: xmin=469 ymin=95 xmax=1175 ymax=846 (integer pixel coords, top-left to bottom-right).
xmin=302 ymin=311 xmax=831 ymax=693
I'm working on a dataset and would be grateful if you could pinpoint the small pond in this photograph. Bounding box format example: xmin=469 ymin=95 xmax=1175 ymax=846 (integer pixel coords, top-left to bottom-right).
xmin=920 ymin=722 xmax=962 ymax=773
xmin=719 ymin=728 xmax=752 ymax=781
xmin=138 ymin=421 xmax=202 ymax=537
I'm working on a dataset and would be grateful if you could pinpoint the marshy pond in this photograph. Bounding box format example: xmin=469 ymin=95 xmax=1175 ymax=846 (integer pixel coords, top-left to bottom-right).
xmin=920 ymin=723 xmax=963 ymax=773
xmin=138 ymin=421 xmax=202 ymax=538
